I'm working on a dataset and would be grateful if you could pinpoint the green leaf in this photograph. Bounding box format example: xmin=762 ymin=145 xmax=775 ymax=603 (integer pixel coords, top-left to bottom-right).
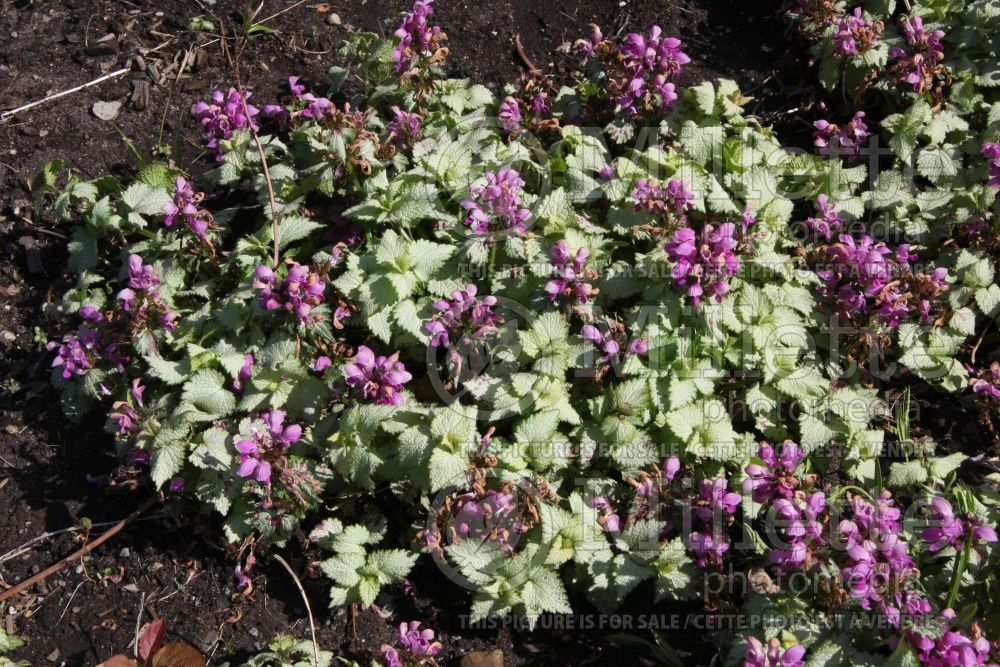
xmin=151 ymin=441 xmax=185 ymax=488
xmin=887 ymin=460 xmax=928 ymax=487
xmin=181 ymin=369 xmax=236 ymax=417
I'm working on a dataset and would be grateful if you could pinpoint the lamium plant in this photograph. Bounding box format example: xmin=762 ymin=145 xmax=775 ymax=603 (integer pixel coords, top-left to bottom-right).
xmin=33 ymin=0 xmax=1000 ymax=665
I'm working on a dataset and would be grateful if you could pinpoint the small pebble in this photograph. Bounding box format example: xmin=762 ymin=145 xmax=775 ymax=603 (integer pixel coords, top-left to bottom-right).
xmin=249 ymin=627 xmax=259 ymax=638
xmin=1 ymin=331 xmax=15 ymax=342
xmin=119 ymin=548 xmax=130 ymax=558
xmin=92 ymin=100 xmax=122 ymax=121
xmin=327 ymin=12 xmax=341 ymax=26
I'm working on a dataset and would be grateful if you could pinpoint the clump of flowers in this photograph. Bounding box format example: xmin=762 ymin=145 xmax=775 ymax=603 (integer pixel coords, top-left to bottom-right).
xmin=545 ymin=240 xmax=596 ymax=305
xmin=631 ymin=178 xmax=694 ymax=220
xmin=391 ymin=0 xmax=447 ymax=75
xmin=576 ymin=24 xmax=689 ymax=120
xmin=665 ymin=222 xmax=740 ymax=306
xmin=48 ymin=307 xmax=119 ymax=379
xmin=970 ymin=362 xmax=1000 ymax=400
xmin=424 ymin=283 xmax=503 ymax=371
xmin=162 ymin=177 xmax=213 ymax=240
xmin=191 ymin=88 xmax=259 ymax=159
xmin=921 ymin=496 xmax=997 ymax=553
xmin=387 ymin=106 xmax=423 ymax=147
xmin=889 ymin=16 xmax=946 ymax=93
xmin=117 ymin=255 xmax=178 ymax=332
xmin=743 ymin=441 xmax=806 ymax=503
xmin=344 ymin=345 xmax=412 ymax=406
xmin=109 ymin=378 xmax=146 ymax=437
xmin=235 ymin=409 xmax=304 ymax=485
xmin=813 ymin=234 xmax=950 ymax=327
xmin=837 ymin=491 xmax=927 ymax=627
xmin=905 ymin=611 xmax=994 ymax=667
xmin=982 ymin=143 xmax=1000 ymax=196
xmin=461 ymin=168 xmax=532 ymax=241
xmin=423 ymin=478 xmax=529 ymax=555
xmin=253 ymin=263 xmax=327 ymax=325
xmin=581 ymin=320 xmax=648 ymax=364
xmin=814 ymin=112 xmax=869 ymax=160
xmin=803 ymin=194 xmax=845 ymax=240
xmin=831 ymin=7 xmax=883 ymax=57
xmin=381 ymin=621 xmax=442 ymax=667
xmin=743 ymin=636 xmax=806 ymax=667
xmin=689 ymin=478 xmax=741 ymax=569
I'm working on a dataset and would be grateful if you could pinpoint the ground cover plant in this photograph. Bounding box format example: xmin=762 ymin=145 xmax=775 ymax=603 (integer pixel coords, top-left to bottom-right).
xmin=12 ymin=0 xmax=1000 ymax=664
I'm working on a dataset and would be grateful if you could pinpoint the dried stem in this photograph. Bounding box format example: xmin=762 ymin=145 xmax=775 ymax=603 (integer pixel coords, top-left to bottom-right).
xmin=0 ymin=497 xmax=157 ymax=603
xmin=274 ymin=554 xmax=320 ymax=666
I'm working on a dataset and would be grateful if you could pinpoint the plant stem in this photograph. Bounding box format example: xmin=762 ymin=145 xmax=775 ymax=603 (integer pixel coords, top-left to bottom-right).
xmin=946 ymin=538 xmax=971 ymax=610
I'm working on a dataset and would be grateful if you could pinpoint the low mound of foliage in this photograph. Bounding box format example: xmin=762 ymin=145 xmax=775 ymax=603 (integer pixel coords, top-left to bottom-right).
xmin=35 ymin=0 xmax=1000 ymax=664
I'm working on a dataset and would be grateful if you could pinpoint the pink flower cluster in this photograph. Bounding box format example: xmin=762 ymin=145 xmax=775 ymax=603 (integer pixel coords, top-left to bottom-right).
xmin=391 ymin=0 xmax=443 ymax=73
xmin=48 ymin=307 xmax=111 ymax=379
xmin=618 ymin=26 xmax=689 ymax=116
xmin=743 ymin=636 xmax=806 ymax=667
xmin=344 ymin=345 xmax=412 ymax=406
xmin=498 ymin=93 xmax=551 ymax=134
xmin=921 ymin=496 xmax=997 ymax=553
xmin=235 ymin=409 xmax=303 ymax=485
xmin=832 ymin=7 xmax=882 ymax=57
xmin=631 ymin=177 xmax=694 ymax=218
xmin=838 ymin=491 xmax=929 ymax=627
xmin=971 ymin=362 xmax=1000 ymax=400
xmin=424 ymin=487 xmax=525 ymax=554
xmin=743 ymin=441 xmax=804 ymax=503
xmin=665 ymin=221 xmax=741 ymax=306
xmin=544 ymin=240 xmax=594 ymax=304
xmin=890 ymin=16 xmax=946 ymax=93
xmin=906 ymin=610 xmax=994 ymax=667
xmin=381 ymin=621 xmax=442 ymax=667
xmin=162 ymin=177 xmax=212 ymax=240
xmin=191 ymin=89 xmax=259 ymax=160
xmin=815 ymin=234 xmax=949 ymax=327
xmin=387 ymin=106 xmax=422 ymax=147
xmin=804 ymin=194 xmax=845 ymax=240
xmin=263 ymin=76 xmax=334 ymax=121
xmin=117 ymin=255 xmax=178 ymax=331
xmin=461 ymin=168 xmax=532 ymax=241
xmin=424 ymin=283 xmax=502 ymax=350
xmin=689 ymin=478 xmax=741 ymax=569
xmin=581 ymin=322 xmax=648 ymax=362
xmin=814 ymin=112 xmax=869 ymax=160
xmin=253 ymin=263 xmax=326 ymax=324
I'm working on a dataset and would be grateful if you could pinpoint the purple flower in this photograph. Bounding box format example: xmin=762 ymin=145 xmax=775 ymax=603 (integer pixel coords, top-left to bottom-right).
xmin=662 ymin=457 xmax=680 ymax=482
xmin=832 ymin=7 xmax=881 ymax=57
xmin=162 ymin=177 xmax=212 ymax=240
xmin=344 ymin=345 xmax=412 ymax=406
xmin=890 ymin=16 xmax=946 ymax=93
xmin=391 ymin=0 xmax=444 ymax=73
xmin=743 ymin=441 xmax=804 ymax=503
xmin=499 ymin=96 xmax=523 ymax=132
xmin=617 ymin=27 xmax=689 ymax=116
xmin=387 ymin=106 xmax=422 ymax=147
xmin=191 ymin=88 xmax=259 ymax=160
xmin=314 ymin=356 xmax=333 ymax=372
xmin=236 ymin=439 xmax=272 ymax=484
xmin=380 ymin=646 xmax=403 ymax=667
xmin=461 ymin=168 xmax=532 ymax=242
xmin=168 ymin=476 xmax=186 ymax=493
xmin=803 ymin=195 xmax=844 ymax=240
xmin=580 ymin=324 xmax=621 ymax=361
xmin=545 ymin=241 xmax=594 ymax=304
xmin=424 ymin=283 xmax=502 ymax=351
xmin=233 ymin=353 xmax=254 ymax=393
xmin=665 ymin=222 xmax=741 ymax=306
xmin=814 ymin=112 xmax=869 ymax=160
xmin=922 ymin=495 xmax=998 ymax=553
xmin=253 ymin=262 xmax=327 ymax=324
xmin=631 ymin=178 xmax=693 ymax=217
xmin=971 ymin=362 xmax=1000 ymax=400
xmin=398 ymin=621 xmax=442 ymax=660
xmin=234 ymin=409 xmax=304 ymax=486
xmin=743 ymin=636 xmax=806 ymax=667
xmin=814 ymin=233 xmax=949 ymax=327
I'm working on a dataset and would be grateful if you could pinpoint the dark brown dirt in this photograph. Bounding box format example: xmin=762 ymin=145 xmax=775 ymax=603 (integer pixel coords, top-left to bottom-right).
xmin=0 ymin=1 xmax=786 ymax=664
